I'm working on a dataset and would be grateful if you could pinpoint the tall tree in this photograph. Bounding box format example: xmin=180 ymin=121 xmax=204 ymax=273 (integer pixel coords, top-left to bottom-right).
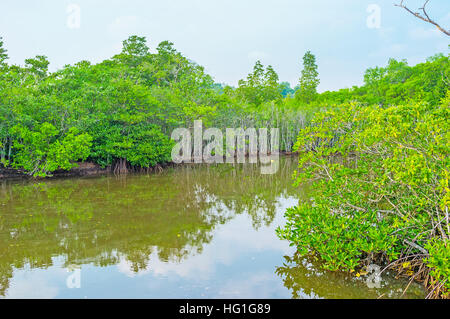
xmin=264 ymin=65 xmax=282 ymax=102
xmin=121 ymin=35 xmax=150 ymax=57
xmin=265 ymin=65 xmax=279 ymax=87
xmin=297 ymin=51 xmax=320 ymax=104
xmin=119 ymin=35 xmax=151 ymax=69
xmin=24 ymin=55 xmax=49 ymax=79
xmin=237 ymin=61 xmax=281 ymax=106
xmin=0 ymin=37 xmax=8 ymax=65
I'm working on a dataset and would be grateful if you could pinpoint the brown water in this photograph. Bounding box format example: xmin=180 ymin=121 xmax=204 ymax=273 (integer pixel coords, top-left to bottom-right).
xmin=0 ymin=156 xmax=425 ymax=298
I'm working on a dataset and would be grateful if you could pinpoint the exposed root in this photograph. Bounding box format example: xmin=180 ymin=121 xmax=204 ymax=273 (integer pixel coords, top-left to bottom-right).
xmin=112 ymin=159 xmax=174 ymax=176
xmin=387 ymin=255 xmax=449 ymax=299
xmin=357 ymin=251 xmax=448 ymax=299
xmin=113 ymin=158 xmax=129 ymax=175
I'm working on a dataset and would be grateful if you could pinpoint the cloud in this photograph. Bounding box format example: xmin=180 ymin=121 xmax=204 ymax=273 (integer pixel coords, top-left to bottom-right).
xmin=368 ymin=43 xmax=407 ymax=59
xmin=117 ymin=198 xmax=296 ymax=281
xmin=376 ymin=27 xmax=396 ymax=40
xmin=5 ymin=274 xmax=59 ymax=299
xmin=215 ymin=271 xmax=287 ymax=298
xmin=107 ymin=15 xmax=141 ymax=38
xmin=408 ymin=27 xmax=443 ymax=40
xmin=247 ymin=50 xmax=270 ymax=63
xmin=440 ymin=12 xmax=450 ymax=24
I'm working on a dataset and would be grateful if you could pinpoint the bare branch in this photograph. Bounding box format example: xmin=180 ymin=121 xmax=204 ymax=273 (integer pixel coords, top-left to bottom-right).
xmin=395 ymin=0 xmax=450 ymax=36
xmin=403 ymin=239 xmax=429 ymax=255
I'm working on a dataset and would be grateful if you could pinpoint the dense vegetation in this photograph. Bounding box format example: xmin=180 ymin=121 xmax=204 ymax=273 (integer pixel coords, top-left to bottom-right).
xmin=0 ymin=157 xmax=299 ymax=296
xmin=276 ymin=57 xmax=449 ymax=298
xmin=277 ymin=96 xmax=449 ymax=297
xmin=0 ymin=34 xmax=448 ymax=297
xmin=1 ymin=35 xmax=447 ymax=177
xmin=0 ymin=36 xmax=220 ymax=176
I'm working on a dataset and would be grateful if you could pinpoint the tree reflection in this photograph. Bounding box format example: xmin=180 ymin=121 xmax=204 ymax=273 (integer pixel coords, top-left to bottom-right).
xmin=0 ymin=156 xmax=299 ymax=296
xmin=275 ymin=253 xmax=425 ymax=299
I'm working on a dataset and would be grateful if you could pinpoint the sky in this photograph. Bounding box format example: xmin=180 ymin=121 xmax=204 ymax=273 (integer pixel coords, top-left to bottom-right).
xmin=0 ymin=0 xmax=449 ymax=92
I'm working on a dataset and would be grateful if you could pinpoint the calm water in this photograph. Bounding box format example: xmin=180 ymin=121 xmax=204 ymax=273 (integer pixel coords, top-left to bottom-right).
xmin=0 ymin=156 xmax=425 ymax=298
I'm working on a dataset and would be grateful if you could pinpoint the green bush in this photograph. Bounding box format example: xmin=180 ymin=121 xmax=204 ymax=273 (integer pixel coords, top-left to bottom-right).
xmin=10 ymin=124 xmax=92 ymax=177
xmin=90 ymin=123 xmax=174 ymax=168
xmin=277 ymin=92 xmax=450 ymax=295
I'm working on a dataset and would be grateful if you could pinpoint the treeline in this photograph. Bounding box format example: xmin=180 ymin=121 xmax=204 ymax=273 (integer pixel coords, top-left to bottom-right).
xmin=316 ymin=54 xmax=449 ymax=106
xmin=275 ymin=55 xmax=449 ymax=297
xmin=0 ymin=157 xmax=299 ymax=295
xmin=0 ymin=36 xmax=221 ymax=176
xmin=278 ymin=93 xmax=449 ymax=298
xmin=0 ymin=35 xmax=448 ymax=177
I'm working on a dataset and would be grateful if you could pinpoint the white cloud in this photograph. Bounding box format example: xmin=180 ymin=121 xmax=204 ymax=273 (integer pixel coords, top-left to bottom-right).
xmin=107 ymin=15 xmax=141 ymax=38
xmin=215 ymin=272 xmax=287 ymax=298
xmin=116 ymin=198 xmax=296 ymax=282
xmin=247 ymin=51 xmax=270 ymax=63
xmin=409 ymin=27 xmax=442 ymax=40
xmin=376 ymin=26 xmax=396 ymax=40
xmin=368 ymin=43 xmax=407 ymax=59
xmin=5 ymin=274 xmax=59 ymax=299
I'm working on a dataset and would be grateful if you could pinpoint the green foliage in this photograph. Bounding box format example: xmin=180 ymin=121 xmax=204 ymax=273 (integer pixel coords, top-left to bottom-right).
xmin=121 ymin=35 xmax=150 ymax=57
xmin=0 ymin=37 xmax=7 ymax=65
xmin=25 ymin=55 xmax=49 ymax=79
xmin=10 ymin=124 xmax=92 ymax=177
xmin=0 ymin=35 xmax=222 ymax=176
xmin=0 ymin=32 xmax=448 ymax=297
xmin=296 ymin=51 xmax=320 ymax=104
xmin=91 ymin=123 xmax=174 ymax=168
xmin=237 ymin=60 xmax=282 ymax=107
xmin=0 ymin=34 xmax=448 ymax=183
xmin=279 ymin=204 xmax=398 ymax=271
xmin=317 ymin=54 xmax=449 ymax=107
xmin=425 ymin=238 xmax=450 ymax=295
xmin=278 ymin=94 xmax=450 ymax=293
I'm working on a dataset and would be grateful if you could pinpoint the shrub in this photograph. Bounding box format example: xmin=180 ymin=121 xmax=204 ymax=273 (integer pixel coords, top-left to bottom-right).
xmin=277 ymin=92 xmax=449 ymax=297
xmin=90 ymin=123 xmax=174 ymax=169
xmin=10 ymin=124 xmax=92 ymax=177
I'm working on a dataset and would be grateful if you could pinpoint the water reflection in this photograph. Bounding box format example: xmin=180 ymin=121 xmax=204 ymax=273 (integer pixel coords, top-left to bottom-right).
xmin=276 ymin=254 xmax=425 ymax=299
xmin=0 ymin=156 xmax=425 ymax=298
xmin=0 ymin=157 xmax=300 ymax=297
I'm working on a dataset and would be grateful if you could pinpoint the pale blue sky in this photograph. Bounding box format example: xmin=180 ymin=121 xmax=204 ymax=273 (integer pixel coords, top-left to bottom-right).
xmin=0 ymin=0 xmax=448 ymax=91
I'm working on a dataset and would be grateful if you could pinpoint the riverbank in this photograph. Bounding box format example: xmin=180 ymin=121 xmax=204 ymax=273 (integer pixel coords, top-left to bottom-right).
xmin=277 ymin=101 xmax=449 ymax=299
xmin=0 ymin=152 xmax=299 ymax=180
xmin=0 ymin=155 xmax=425 ymax=299
xmin=0 ymin=162 xmax=108 ymax=179
xmin=0 ymin=161 xmax=176 ymax=180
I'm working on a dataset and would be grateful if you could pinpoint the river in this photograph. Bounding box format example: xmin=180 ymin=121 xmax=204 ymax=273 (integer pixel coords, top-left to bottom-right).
xmin=0 ymin=156 xmax=425 ymax=298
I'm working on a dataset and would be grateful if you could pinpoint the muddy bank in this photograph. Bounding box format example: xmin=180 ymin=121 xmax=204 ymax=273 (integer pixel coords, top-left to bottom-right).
xmin=0 ymin=162 xmax=109 ymax=180
xmin=0 ymin=152 xmax=298 ymax=180
xmin=0 ymin=161 xmax=183 ymax=180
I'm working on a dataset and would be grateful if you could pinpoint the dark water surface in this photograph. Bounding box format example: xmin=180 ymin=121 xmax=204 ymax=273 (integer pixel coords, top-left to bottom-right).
xmin=0 ymin=156 xmax=425 ymax=298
